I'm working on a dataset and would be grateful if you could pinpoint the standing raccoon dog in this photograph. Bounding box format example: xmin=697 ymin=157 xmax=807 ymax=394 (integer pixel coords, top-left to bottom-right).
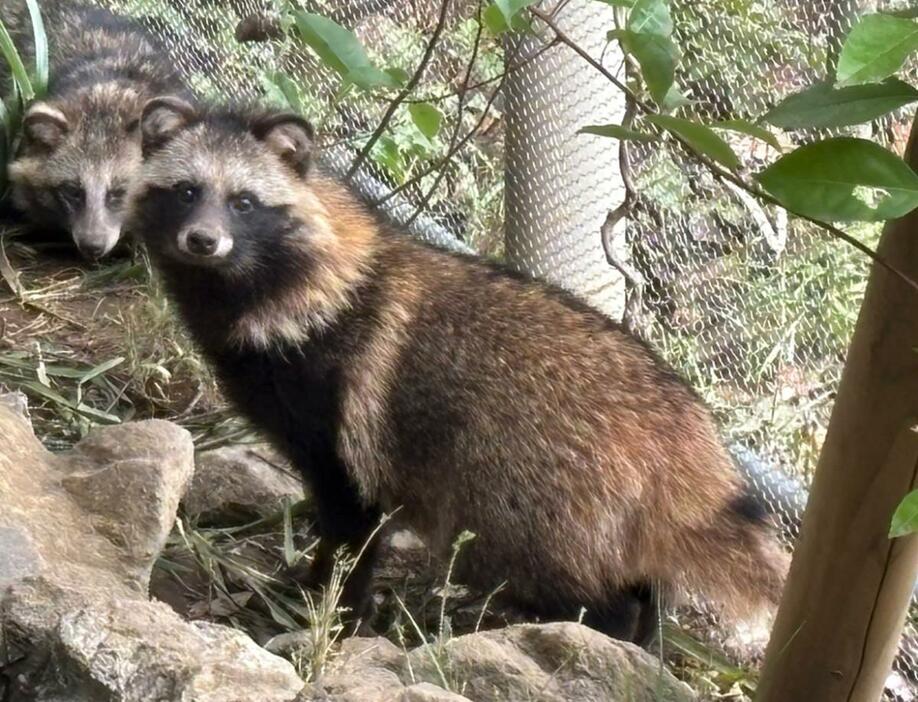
xmin=2 ymin=0 xmax=187 ymax=259
xmin=130 ymin=97 xmax=789 ymax=644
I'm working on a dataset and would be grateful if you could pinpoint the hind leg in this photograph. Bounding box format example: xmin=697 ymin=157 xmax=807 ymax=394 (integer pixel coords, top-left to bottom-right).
xmin=519 ymin=585 xmax=653 ymax=646
xmin=630 ymin=584 xmax=660 ymax=647
xmin=582 ymin=584 xmax=658 ymax=647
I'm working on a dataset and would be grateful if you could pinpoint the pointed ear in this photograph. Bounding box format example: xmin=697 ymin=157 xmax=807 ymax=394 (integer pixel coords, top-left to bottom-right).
xmin=22 ymin=102 xmax=69 ymax=151
xmin=140 ymin=96 xmax=197 ymax=155
xmin=252 ymin=114 xmax=315 ymax=177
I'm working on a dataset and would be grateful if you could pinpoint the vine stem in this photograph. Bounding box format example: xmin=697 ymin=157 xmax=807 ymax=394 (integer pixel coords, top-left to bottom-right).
xmin=405 ymin=0 xmax=486 ymax=226
xmin=371 ymin=35 xmax=554 ymax=208
xmin=528 ymin=6 xmax=918 ymax=295
xmin=345 ymin=0 xmax=452 ymax=182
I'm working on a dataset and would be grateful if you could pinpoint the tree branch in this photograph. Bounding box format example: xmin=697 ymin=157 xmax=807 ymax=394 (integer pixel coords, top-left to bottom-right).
xmin=405 ymin=0 xmax=485 ymax=227
xmin=345 ymin=0 xmax=453 ymax=182
xmin=370 ymin=32 xmax=541 ymax=209
xmin=372 ymin=68 xmax=507 ymax=210
xmin=607 ymin=93 xmax=645 ymax=335
xmin=384 ymin=38 xmax=558 ymax=106
xmin=528 ymin=6 xmax=918 ymax=295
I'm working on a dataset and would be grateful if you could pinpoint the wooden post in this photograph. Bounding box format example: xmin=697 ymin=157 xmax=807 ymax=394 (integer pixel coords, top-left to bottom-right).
xmin=757 ymin=113 xmax=918 ymax=701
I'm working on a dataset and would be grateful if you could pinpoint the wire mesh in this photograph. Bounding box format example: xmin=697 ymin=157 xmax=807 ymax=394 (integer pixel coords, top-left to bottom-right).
xmin=101 ymin=0 xmax=918 ymax=692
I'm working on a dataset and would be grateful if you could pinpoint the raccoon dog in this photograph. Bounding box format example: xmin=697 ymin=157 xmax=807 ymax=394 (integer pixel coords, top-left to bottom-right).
xmin=2 ymin=0 xmax=187 ymax=259
xmin=129 ymin=97 xmax=789 ymax=644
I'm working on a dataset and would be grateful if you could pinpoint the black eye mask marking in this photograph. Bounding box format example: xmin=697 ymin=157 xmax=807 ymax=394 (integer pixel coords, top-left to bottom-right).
xmin=173 ymin=181 xmax=201 ymax=206
xmin=228 ymin=191 xmax=260 ymax=215
xmin=55 ymin=182 xmax=85 ymax=212
xmin=106 ymin=186 xmax=127 ymax=210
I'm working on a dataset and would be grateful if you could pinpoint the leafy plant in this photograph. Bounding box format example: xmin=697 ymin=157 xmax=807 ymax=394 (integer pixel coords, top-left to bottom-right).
xmin=891 ymin=489 xmax=918 ymax=538
xmin=764 ymin=79 xmax=918 ymax=129
xmin=293 ymin=12 xmax=402 ymax=91
xmin=756 ymin=137 xmax=918 ymax=222
xmin=620 ymin=0 xmax=679 ymax=106
xmin=569 ymin=3 xmax=918 ymax=230
xmin=836 ymin=14 xmax=918 ymax=86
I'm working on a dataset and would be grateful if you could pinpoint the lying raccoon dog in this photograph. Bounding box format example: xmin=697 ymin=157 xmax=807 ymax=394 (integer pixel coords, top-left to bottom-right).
xmin=3 ymin=0 xmax=187 ymax=259
xmin=130 ymin=97 xmax=789 ymax=644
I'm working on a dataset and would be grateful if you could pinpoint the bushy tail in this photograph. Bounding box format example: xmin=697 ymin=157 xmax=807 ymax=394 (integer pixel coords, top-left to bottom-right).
xmin=670 ymin=492 xmax=790 ymax=622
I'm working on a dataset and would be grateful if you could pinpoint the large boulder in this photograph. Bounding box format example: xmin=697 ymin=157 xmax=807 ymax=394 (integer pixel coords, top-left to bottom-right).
xmin=182 ymin=444 xmax=304 ymax=523
xmin=306 ymin=622 xmax=695 ymax=701
xmin=0 ymin=401 xmax=304 ymax=702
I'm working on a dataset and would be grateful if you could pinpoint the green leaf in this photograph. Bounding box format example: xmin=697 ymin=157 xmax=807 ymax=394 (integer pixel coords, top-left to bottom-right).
xmin=711 ymin=119 xmax=782 ymax=151
xmin=0 ymin=18 xmax=34 ymax=102
xmin=594 ymin=0 xmax=635 ymax=6
xmin=483 ymin=1 xmax=532 ymax=34
xmin=620 ymin=30 xmax=677 ymax=106
xmin=617 ymin=0 xmax=677 ymax=106
xmin=263 ymin=71 xmax=304 ymax=113
xmin=482 ymin=4 xmax=508 ymax=34
xmin=836 ymin=14 xmax=918 ymax=86
xmin=647 ymin=114 xmax=740 ymax=170
xmin=409 ymin=103 xmax=442 ymax=140
xmin=495 ymin=0 xmax=538 ymax=24
xmin=385 ymin=66 xmax=410 ymax=86
xmin=293 ymin=12 xmax=399 ymax=91
xmin=18 ymin=380 xmax=121 ymax=424
xmin=372 ymin=134 xmax=405 ymax=181
xmin=756 ymin=137 xmax=918 ymax=222
xmin=890 ymin=489 xmax=918 ymax=538
xmin=25 ymin=0 xmax=47 ymax=95
xmin=661 ymin=84 xmax=692 ymax=110
xmin=627 ymin=0 xmax=673 ymax=37
xmin=578 ymin=123 xmax=656 ymax=141
xmin=765 ymin=79 xmax=918 ymax=129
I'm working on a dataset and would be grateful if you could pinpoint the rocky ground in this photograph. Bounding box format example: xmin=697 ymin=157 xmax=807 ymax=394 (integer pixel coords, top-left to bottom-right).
xmin=0 ymin=397 xmax=696 ymax=701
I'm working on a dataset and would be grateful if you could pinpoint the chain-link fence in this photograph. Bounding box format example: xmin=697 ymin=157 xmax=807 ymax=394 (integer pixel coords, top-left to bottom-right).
xmin=102 ymin=0 xmax=918 ymax=693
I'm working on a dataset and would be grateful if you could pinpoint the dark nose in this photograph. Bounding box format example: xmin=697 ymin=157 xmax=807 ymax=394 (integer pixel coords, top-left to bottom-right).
xmin=77 ymin=241 xmax=108 ymax=260
xmin=186 ymin=230 xmax=219 ymax=256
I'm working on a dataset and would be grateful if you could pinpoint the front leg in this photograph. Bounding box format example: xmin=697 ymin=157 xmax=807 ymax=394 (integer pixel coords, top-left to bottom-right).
xmin=296 ymin=451 xmax=382 ymax=631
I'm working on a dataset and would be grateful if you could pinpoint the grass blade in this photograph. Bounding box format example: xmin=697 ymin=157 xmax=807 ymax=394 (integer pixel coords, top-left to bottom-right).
xmin=282 ymin=498 xmax=297 ymax=568
xmin=663 ymin=624 xmax=753 ymax=683
xmin=25 ymin=0 xmax=48 ymax=95
xmin=0 ymin=234 xmax=25 ymax=298
xmin=78 ymin=357 xmax=126 ymax=385
xmin=0 ymin=18 xmax=34 ymax=102
xmin=0 ymin=98 xmax=8 ymax=193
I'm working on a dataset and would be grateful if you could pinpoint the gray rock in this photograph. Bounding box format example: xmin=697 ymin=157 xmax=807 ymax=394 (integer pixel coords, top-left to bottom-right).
xmin=61 ymin=419 xmax=195 ymax=585
xmin=0 ymin=526 xmax=42 ymax=583
xmin=0 ymin=404 xmax=694 ymax=702
xmin=0 ymin=405 xmax=305 ymax=702
xmin=409 ymin=622 xmax=695 ymax=702
xmin=400 ymin=683 xmax=472 ymax=701
xmin=265 ymin=630 xmax=316 ymax=659
xmin=315 ymin=624 xmax=694 ymax=702
xmin=317 ymin=637 xmax=407 ymax=702
xmin=0 ymin=390 xmax=30 ymax=423
xmin=182 ymin=444 xmax=305 ymax=522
